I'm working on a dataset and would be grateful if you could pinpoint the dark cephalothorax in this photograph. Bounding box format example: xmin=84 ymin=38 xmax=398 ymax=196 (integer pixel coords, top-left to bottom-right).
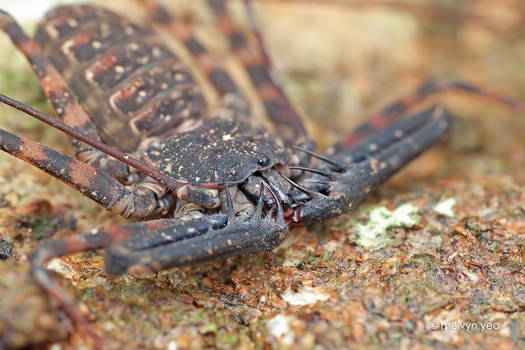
xmin=0 ymin=1 xmax=524 ymax=349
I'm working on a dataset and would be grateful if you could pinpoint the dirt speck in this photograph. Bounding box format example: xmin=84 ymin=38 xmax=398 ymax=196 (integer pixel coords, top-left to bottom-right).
xmin=0 ymin=1 xmax=524 ymax=349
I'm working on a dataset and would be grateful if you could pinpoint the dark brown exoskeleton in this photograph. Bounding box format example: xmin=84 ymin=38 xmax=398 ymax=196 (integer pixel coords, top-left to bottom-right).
xmin=0 ymin=1 xmax=524 ymax=348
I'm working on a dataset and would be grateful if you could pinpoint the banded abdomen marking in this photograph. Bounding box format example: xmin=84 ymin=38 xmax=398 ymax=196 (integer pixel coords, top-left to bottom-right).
xmin=34 ymin=5 xmax=206 ymax=152
xmin=109 ymin=59 xmax=204 ymax=137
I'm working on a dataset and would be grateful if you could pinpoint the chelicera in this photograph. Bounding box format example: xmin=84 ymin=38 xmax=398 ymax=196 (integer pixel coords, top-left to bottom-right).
xmin=0 ymin=1 xmax=523 ymax=348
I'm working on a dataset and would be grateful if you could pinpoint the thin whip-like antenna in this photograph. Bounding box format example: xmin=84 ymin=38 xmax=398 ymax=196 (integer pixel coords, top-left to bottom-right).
xmin=0 ymin=93 xmax=187 ymax=191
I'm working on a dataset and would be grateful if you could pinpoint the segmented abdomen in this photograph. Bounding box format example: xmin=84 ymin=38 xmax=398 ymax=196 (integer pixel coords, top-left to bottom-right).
xmin=34 ymin=5 xmax=206 ymax=152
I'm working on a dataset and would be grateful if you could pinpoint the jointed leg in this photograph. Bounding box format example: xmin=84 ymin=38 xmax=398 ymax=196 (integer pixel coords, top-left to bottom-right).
xmin=0 ymin=127 xmax=170 ymax=218
xmin=30 ymin=219 xmax=173 ymax=350
xmin=30 ymin=189 xmax=287 ymax=347
xmin=337 ymin=79 xmax=525 ymax=148
xmin=242 ymin=0 xmax=305 ymax=134
xmin=0 ymin=10 xmax=130 ymax=180
xmin=136 ymin=0 xmax=250 ymax=116
xmin=207 ymin=0 xmax=308 ymax=142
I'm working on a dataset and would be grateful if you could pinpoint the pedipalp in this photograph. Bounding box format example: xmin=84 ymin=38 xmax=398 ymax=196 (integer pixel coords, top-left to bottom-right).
xmin=0 ymin=3 xmax=524 ymax=349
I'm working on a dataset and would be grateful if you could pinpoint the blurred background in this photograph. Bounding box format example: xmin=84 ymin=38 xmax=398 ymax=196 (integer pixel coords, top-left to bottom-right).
xmin=0 ymin=1 xmax=524 ymax=349
xmin=1 ymin=0 xmax=525 ymax=178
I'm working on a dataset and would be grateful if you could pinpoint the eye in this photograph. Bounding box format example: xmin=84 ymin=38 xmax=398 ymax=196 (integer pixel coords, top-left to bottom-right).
xmin=257 ymin=155 xmax=270 ymax=166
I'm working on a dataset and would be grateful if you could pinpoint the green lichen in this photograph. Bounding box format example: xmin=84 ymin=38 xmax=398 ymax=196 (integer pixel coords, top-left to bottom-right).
xmin=355 ymin=204 xmax=420 ymax=250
